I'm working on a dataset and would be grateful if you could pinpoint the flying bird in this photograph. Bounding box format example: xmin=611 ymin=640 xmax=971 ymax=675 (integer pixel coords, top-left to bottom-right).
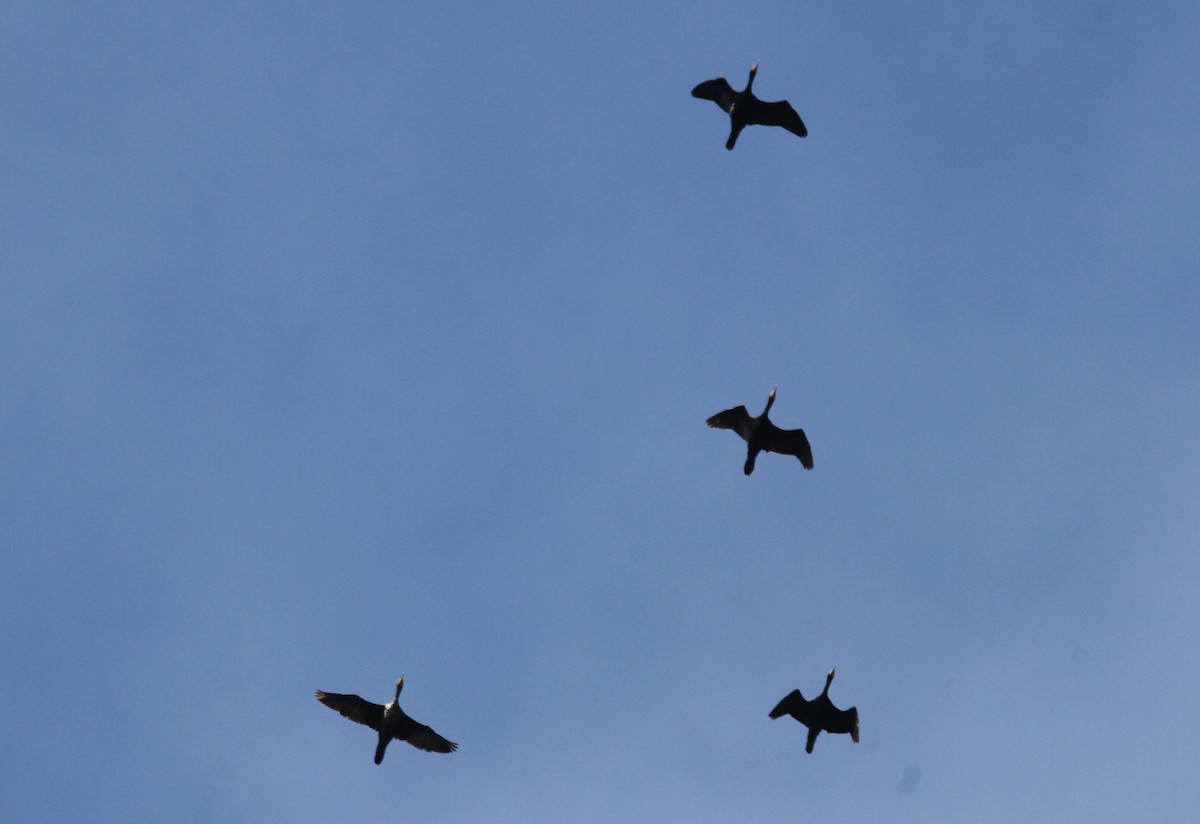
xmin=707 ymin=387 xmax=813 ymax=475
xmin=316 ymin=675 xmax=457 ymax=764
xmin=769 ymin=668 xmax=860 ymax=754
xmin=691 ymin=61 xmax=808 ymax=150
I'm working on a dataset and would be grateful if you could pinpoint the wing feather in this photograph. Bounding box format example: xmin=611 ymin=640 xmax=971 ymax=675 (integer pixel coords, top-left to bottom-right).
xmin=707 ymin=405 xmax=753 ymax=441
xmin=316 ymin=691 xmax=384 ymax=732
xmin=763 ymin=425 xmax=813 ymax=469
xmin=401 ymin=721 xmax=458 ymax=753
xmin=746 ymin=99 xmax=807 ymax=137
xmin=769 ymin=689 xmax=812 ymax=724
xmin=691 ymin=78 xmax=737 ymax=113
xmin=825 ymin=705 xmax=860 ymax=740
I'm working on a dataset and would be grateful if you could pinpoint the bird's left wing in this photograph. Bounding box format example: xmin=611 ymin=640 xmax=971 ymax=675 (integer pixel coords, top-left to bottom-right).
xmin=403 ymin=722 xmax=458 ymax=754
xmin=316 ymin=691 xmax=385 ymax=731
xmin=826 ymin=705 xmax=860 ymax=742
xmin=764 ymin=426 xmax=813 ymax=469
xmin=691 ymin=78 xmax=737 ymax=113
xmin=746 ymin=99 xmax=807 ymax=138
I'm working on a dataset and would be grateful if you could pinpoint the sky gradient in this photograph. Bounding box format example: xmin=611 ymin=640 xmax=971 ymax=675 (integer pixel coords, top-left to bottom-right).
xmin=3 ymin=2 xmax=1198 ymax=821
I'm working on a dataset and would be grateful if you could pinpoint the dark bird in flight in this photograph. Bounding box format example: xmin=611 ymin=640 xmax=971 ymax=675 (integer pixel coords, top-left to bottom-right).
xmin=691 ymin=61 xmax=808 ymax=150
xmin=769 ymin=668 xmax=860 ymax=754
xmin=316 ymin=675 xmax=457 ymax=764
xmin=707 ymin=387 xmax=813 ymax=475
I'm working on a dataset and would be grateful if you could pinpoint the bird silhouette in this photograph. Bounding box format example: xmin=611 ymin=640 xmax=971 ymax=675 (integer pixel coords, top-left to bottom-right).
xmin=691 ymin=62 xmax=807 ymax=150
xmin=707 ymin=387 xmax=813 ymax=475
xmin=769 ymin=668 xmax=860 ymax=753
xmin=316 ymin=675 xmax=457 ymax=764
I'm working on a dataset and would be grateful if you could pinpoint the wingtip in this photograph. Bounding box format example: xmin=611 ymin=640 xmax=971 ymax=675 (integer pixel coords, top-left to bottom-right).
xmin=769 ymin=689 xmax=799 ymax=719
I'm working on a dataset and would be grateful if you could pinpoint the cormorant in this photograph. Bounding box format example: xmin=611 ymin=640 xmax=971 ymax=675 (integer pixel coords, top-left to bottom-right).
xmin=691 ymin=62 xmax=808 ymax=150
xmin=707 ymin=387 xmax=813 ymax=475
xmin=769 ymin=668 xmax=860 ymax=754
xmin=316 ymin=675 xmax=457 ymax=764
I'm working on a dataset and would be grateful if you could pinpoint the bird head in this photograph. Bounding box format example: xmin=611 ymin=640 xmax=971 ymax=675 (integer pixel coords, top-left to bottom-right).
xmin=751 ymin=60 xmax=760 ymax=75
xmin=396 ymin=674 xmax=405 ymax=696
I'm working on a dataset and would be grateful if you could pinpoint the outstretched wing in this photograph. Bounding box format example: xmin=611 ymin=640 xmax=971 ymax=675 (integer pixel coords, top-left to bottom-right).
xmin=691 ymin=78 xmax=737 ymax=113
xmin=825 ymin=704 xmax=860 ymax=742
xmin=316 ymin=691 xmax=384 ymax=731
xmin=763 ymin=425 xmax=813 ymax=470
xmin=746 ymin=99 xmax=807 ymax=138
xmin=400 ymin=719 xmax=458 ymax=754
xmin=769 ymin=689 xmax=812 ymax=725
xmin=707 ymin=405 xmax=753 ymax=442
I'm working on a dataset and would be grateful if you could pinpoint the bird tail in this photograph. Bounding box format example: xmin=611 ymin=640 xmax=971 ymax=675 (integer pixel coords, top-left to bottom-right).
xmin=374 ymin=738 xmax=388 ymax=765
xmin=743 ymin=450 xmax=757 ymax=475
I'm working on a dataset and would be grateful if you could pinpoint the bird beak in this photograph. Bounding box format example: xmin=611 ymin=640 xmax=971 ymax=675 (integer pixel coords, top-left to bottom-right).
xmin=752 ymin=60 xmax=760 ymax=72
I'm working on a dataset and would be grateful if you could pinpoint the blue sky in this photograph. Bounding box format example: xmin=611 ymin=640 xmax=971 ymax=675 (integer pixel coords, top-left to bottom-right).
xmin=3 ymin=2 xmax=1198 ymax=821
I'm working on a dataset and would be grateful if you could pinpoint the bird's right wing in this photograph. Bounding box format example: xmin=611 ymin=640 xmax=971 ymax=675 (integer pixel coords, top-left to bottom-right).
xmin=403 ymin=722 xmax=458 ymax=754
xmin=706 ymin=405 xmax=753 ymax=441
xmin=769 ymin=689 xmax=812 ymax=724
xmin=316 ymin=691 xmax=385 ymax=731
xmin=691 ymin=78 xmax=737 ymax=113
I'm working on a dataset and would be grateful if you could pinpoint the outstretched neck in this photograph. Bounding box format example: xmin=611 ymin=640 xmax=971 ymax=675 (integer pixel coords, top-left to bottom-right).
xmin=763 ymin=392 xmax=776 ymax=416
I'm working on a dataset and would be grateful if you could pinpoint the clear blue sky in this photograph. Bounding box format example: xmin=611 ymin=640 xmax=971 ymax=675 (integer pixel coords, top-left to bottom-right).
xmin=3 ymin=2 xmax=1198 ymax=821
